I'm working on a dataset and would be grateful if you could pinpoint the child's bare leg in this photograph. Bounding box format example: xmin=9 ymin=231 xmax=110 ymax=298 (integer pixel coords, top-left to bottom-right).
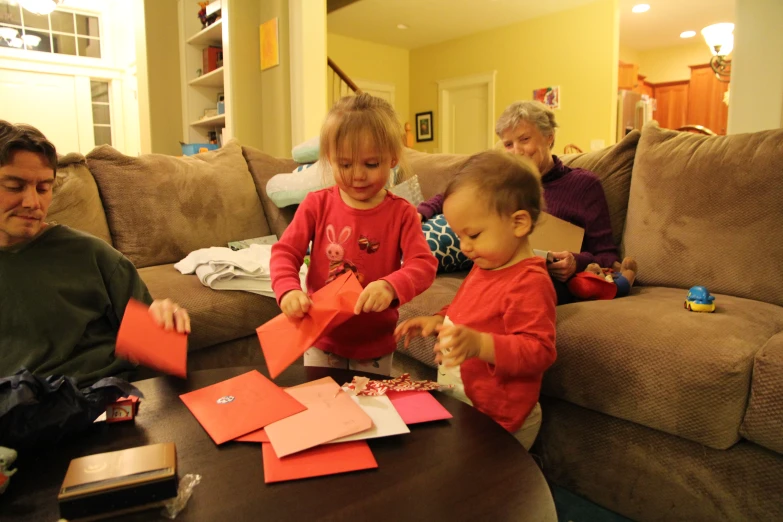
xmin=585 ymin=263 xmax=602 ymax=276
xmin=620 ymin=257 xmax=637 ymax=286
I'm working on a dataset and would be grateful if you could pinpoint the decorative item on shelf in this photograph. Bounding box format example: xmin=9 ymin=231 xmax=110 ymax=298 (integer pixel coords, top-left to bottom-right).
xmin=197 ymin=1 xmax=221 ymax=29
xmin=415 ymin=111 xmax=433 ymax=143
xmin=203 ymin=108 xmax=218 ymax=119
xmin=203 ymin=46 xmax=222 ymax=74
xmin=701 ymin=23 xmax=733 ymax=82
xmin=196 ymin=68 xmax=202 ymax=77
xmin=216 ymin=92 xmax=225 ymax=115
xmin=260 ymin=17 xmax=280 ymax=71
xmin=533 ymin=86 xmax=560 ymax=109
xmin=180 ymin=142 xmax=219 ymax=156
xmin=208 ymin=131 xmax=218 ymax=145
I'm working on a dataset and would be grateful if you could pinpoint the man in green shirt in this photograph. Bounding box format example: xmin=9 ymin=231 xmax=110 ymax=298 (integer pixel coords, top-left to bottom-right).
xmin=0 ymin=121 xmax=190 ymax=387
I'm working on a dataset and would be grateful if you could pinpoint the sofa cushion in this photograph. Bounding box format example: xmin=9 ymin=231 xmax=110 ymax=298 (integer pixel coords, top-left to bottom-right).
xmin=48 ymin=153 xmax=113 ymax=245
xmin=542 ymin=286 xmax=783 ymax=449
xmin=560 ymin=130 xmax=639 ymax=247
xmin=404 ymin=148 xmax=468 ymax=200
xmin=86 ymin=140 xmax=270 ymax=269
xmin=138 ymin=264 xmax=281 ymax=351
xmin=741 ymin=332 xmax=783 ymax=454
xmin=623 ymin=124 xmax=783 ymax=307
xmin=242 ymin=146 xmax=299 ymax=240
xmin=396 ymin=273 xmax=466 ymax=368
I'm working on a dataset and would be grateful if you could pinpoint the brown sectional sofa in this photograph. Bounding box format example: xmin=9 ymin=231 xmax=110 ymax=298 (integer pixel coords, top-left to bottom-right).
xmin=49 ymin=124 xmax=782 ymax=521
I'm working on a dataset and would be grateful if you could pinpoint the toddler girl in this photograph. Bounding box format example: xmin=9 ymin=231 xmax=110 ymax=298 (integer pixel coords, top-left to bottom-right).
xmin=271 ymin=94 xmax=438 ymax=375
xmin=396 ymin=150 xmax=556 ymax=448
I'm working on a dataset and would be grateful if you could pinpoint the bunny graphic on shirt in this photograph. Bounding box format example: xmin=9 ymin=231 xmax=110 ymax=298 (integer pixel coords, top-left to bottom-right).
xmin=324 ymin=224 xmax=359 ymax=283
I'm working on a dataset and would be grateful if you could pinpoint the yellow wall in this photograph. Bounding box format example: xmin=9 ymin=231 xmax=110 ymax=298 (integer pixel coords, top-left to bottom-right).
xmin=637 ymin=41 xmax=715 ymax=83
xmin=143 ymin=0 xmax=182 ymax=155
xmin=229 ymin=0 xmax=266 ymax=151
xmin=259 ymin=0 xmax=292 ymax=157
xmin=409 ymin=0 xmax=618 ymax=154
xmin=327 ymin=33 xmax=410 ymax=126
xmin=619 ymin=44 xmax=641 ymax=65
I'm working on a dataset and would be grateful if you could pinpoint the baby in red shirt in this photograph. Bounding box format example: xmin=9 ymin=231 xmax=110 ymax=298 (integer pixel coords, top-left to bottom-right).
xmin=396 ymin=150 xmax=557 ymax=448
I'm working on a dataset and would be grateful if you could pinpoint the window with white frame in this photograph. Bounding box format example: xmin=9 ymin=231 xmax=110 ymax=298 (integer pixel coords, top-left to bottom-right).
xmin=91 ymin=80 xmax=111 ymax=146
xmin=0 ymin=1 xmax=101 ymax=58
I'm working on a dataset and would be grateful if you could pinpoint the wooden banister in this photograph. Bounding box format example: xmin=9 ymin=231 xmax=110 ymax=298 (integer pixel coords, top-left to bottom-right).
xmin=327 ymin=57 xmax=362 ymax=94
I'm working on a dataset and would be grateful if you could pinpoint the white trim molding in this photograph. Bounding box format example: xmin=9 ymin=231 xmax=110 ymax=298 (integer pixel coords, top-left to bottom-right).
xmin=437 ymin=71 xmax=497 ymax=154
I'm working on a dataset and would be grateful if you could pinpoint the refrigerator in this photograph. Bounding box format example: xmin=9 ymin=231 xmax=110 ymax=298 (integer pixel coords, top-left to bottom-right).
xmin=617 ymin=90 xmax=654 ymax=141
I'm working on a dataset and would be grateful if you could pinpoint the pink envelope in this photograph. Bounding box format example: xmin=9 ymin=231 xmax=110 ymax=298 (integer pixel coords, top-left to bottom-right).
xmin=257 ymin=272 xmax=362 ymax=379
xmin=180 ymin=370 xmax=306 ymax=444
xmin=262 ymin=441 xmax=377 ymax=483
xmin=265 ymin=377 xmax=373 ymax=457
xmin=386 ymin=390 xmax=453 ymax=425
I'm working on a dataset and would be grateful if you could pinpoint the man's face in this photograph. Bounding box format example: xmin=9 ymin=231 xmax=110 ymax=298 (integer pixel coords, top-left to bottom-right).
xmin=0 ymin=150 xmax=55 ymax=248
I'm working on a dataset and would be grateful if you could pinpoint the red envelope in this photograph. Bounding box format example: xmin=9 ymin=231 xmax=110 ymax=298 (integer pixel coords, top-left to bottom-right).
xmin=261 ymin=441 xmax=377 ymax=483
xmin=257 ymin=272 xmax=362 ymax=378
xmin=235 ymin=428 xmax=269 ymax=443
xmin=386 ymin=391 xmax=453 ymax=425
xmin=116 ymin=298 xmax=188 ymax=378
xmin=180 ymin=370 xmax=306 ymax=444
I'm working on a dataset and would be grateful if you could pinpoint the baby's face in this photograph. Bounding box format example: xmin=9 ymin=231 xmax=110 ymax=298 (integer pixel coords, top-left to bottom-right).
xmin=443 ymin=187 xmax=522 ymax=271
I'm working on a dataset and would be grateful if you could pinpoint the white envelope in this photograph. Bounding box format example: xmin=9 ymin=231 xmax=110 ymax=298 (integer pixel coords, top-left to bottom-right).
xmin=330 ymin=395 xmax=410 ymax=443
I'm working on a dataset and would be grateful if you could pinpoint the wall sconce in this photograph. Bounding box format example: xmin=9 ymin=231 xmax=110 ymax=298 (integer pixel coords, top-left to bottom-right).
xmin=701 ymin=23 xmax=734 ymax=83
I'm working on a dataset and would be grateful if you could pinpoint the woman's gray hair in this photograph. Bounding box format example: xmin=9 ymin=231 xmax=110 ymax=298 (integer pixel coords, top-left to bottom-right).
xmin=495 ymin=101 xmax=559 ymax=149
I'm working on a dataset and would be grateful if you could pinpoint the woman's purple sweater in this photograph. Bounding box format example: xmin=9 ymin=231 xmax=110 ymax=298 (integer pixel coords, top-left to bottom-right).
xmin=416 ymin=155 xmax=619 ymax=272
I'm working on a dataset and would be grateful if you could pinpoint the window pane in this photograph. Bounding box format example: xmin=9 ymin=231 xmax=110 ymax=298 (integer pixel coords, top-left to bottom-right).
xmin=91 ymin=81 xmax=109 ymax=103
xmin=23 ymin=11 xmax=49 ymax=31
xmin=22 ymin=28 xmax=50 ymax=52
xmin=50 ymin=11 xmax=73 ymax=33
xmin=52 ymin=33 xmax=76 ymax=55
xmin=93 ymin=126 xmax=111 ymax=146
xmin=75 ymin=14 xmax=98 ymax=37
xmin=0 ymin=1 xmax=22 ymax=26
xmin=92 ymin=104 xmax=110 ymax=125
xmin=77 ymin=36 xmax=100 ymax=58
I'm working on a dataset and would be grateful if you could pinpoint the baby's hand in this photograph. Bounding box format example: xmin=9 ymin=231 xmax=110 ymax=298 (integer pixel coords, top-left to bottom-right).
xmin=354 ymin=280 xmax=396 ymax=314
xmin=394 ymin=315 xmax=444 ymax=348
xmin=280 ymin=290 xmax=311 ymax=319
xmin=435 ymin=324 xmax=483 ymax=366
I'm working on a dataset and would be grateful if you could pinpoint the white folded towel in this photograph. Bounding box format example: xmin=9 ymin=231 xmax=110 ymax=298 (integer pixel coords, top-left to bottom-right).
xmin=175 ymin=244 xmax=306 ymax=297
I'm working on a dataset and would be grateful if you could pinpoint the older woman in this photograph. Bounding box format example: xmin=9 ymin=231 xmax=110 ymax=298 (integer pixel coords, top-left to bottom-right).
xmin=417 ymin=101 xmax=619 ymax=304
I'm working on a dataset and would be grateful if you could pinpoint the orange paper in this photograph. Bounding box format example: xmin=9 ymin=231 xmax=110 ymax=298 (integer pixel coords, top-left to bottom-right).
xmin=265 ymin=377 xmax=372 ymax=457
xmin=257 ymin=272 xmax=362 ymax=378
xmin=235 ymin=428 xmax=269 ymax=443
xmin=180 ymin=370 xmax=306 ymax=445
xmin=262 ymin=441 xmax=377 ymax=483
xmin=116 ymin=298 xmax=188 ymax=378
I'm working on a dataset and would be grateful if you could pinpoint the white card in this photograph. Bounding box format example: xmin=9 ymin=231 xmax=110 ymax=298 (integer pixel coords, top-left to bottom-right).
xmin=330 ymin=395 xmax=410 ymax=443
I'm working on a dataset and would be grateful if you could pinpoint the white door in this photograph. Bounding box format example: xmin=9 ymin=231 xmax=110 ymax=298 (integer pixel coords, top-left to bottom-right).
xmin=0 ymin=69 xmax=83 ymax=154
xmin=341 ymin=80 xmax=396 ymax=109
xmin=438 ymin=72 xmax=496 ymax=154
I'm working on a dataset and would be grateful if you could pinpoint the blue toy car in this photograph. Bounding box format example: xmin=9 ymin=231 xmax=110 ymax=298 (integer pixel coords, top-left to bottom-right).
xmin=684 ymin=286 xmax=716 ymax=313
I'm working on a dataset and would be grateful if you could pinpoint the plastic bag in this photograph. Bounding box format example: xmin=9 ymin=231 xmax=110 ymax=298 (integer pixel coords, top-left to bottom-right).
xmin=162 ymin=473 xmax=202 ymax=519
xmin=0 ymin=369 xmax=142 ymax=448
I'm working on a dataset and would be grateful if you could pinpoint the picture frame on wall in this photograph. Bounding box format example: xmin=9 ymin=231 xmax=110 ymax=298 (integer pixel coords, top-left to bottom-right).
xmin=416 ymin=111 xmax=433 ymax=142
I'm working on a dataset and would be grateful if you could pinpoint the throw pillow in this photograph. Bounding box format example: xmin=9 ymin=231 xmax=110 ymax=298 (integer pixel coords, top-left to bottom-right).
xmin=242 ymin=145 xmax=299 ymax=240
xmin=292 ymin=136 xmax=319 ymax=164
xmin=86 ymin=140 xmax=270 ymax=269
xmin=48 ymin=153 xmax=113 ymax=245
xmin=266 ymin=161 xmax=334 ymax=208
xmin=422 ymin=214 xmax=472 ymax=273
xmin=388 ymin=175 xmax=424 ymax=206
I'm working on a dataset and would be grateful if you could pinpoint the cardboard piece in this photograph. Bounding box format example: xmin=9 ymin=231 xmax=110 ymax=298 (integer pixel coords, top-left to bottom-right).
xmin=179 ymin=370 xmax=306 ymax=445
xmin=265 ymin=377 xmax=372 ymax=457
xmin=257 ymin=272 xmax=363 ymax=378
xmin=261 ymin=441 xmax=377 ymax=483
xmin=529 ymin=212 xmax=585 ymax=255
xmin=330 ymin=395 xmax=410 ymax=443
xmin=116 ymin=299 xmax=188 ymax=378
xmin=386 ymin=391 xmax=453 ymax=425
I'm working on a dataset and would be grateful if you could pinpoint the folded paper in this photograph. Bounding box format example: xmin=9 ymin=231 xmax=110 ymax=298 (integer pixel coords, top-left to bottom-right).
xmin=257 ymin=272 xmax=363 ymax=378
xmin=261 ymin=441 xmax=376 ymax=483
xmin=116 ymin=298 xmax=188 ymax=378
xmin=331 ymin=395 xmax=410 ymax=443
xmin=235 ymin=428 xmax=269 ymax=443
xmin=386 ymin=391 xmax=453 ymax=425
xmin=180 ymin=370 xmax=306 ymax=445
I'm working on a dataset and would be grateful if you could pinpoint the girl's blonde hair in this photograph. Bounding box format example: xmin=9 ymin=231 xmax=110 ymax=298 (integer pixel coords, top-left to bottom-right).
xmin=319 ymin=93 xmax=410 ymax=186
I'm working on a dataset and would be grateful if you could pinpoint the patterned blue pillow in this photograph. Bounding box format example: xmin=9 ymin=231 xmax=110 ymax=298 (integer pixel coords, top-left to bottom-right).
xmin=422 ymin=214 xmax=473 ymax=273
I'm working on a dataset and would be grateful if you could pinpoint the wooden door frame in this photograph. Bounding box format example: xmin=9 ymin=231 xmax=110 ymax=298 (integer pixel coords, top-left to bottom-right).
xmin=437 ymin=71 xmax=496 ymax=153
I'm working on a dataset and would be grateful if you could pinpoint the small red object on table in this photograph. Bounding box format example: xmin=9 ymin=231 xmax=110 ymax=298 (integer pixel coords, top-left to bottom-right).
xmin=106 ymin=396 xmax=140 ymax=423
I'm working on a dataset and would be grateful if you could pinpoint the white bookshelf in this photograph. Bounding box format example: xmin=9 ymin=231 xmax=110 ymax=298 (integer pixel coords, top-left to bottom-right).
xmin=178 ymin=0 xmax=233 ymax=146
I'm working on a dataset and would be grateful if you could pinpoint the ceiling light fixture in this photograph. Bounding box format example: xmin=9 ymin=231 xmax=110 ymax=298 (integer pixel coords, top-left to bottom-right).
xmin=0 ymin=27 xmax=18 ymax=41
xmin=680 ymin=30 xmax=696 ymax=38
xmin=397 ymin=24 xmax=408 ymax=30
xmin=19 ymin=0 xmax=65 ymax=16
xmin=22 ymin=33 xmax=41 ymax=47
xmin=631 ymin=4 xmax=650 ymax=13
xmin=701 ymin=23 xmax=734 ymax=82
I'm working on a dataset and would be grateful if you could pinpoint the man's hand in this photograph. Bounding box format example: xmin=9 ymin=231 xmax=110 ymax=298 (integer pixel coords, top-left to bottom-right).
xmin=149 ymin=298 xmax=191 ymax=333
xmin=394 ymin=315 xmax=444 ymax=348
xmin=548 ymin=251 xmax=577 ymax=282
xmin=280 ymin=290 xmax=311 ymax=319
xmin=354 ymin=280 xmax=396 ymax=314
xmin=435 ymin=323 xmax=486 ymax=366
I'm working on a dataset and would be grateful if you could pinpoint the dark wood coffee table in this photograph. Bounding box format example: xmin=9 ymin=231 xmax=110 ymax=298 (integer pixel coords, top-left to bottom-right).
xmin=0 ymin=366 xmax=556 ymax=521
